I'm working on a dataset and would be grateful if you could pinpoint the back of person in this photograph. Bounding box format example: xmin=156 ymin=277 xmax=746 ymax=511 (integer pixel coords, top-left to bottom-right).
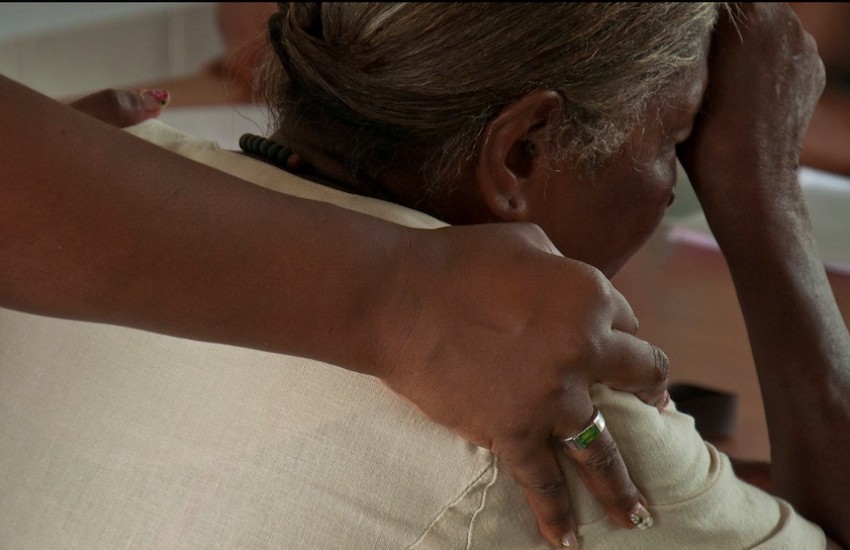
xmin=0 ymin=120 xmax=824 ymax=549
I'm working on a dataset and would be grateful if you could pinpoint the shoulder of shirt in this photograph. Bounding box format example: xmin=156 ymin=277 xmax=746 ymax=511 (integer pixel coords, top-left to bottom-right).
xmin=124 ymin=119 xmax=448 ymax=231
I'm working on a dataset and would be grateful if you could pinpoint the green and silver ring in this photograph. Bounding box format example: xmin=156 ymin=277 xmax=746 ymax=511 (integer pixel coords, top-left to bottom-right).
xmin=560 ymin=408 xmax=606 ymax=450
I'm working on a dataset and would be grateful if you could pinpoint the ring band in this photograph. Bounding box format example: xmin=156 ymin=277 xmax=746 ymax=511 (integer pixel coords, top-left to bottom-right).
xmin=560 ymin=408 xmax=606 ymax=450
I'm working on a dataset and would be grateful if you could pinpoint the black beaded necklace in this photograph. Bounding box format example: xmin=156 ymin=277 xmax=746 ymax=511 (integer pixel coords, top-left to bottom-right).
xmin=238 ymin=132 xmax=371 ymax=197
xmin=238 ymin=133 xmax=299 ymax=170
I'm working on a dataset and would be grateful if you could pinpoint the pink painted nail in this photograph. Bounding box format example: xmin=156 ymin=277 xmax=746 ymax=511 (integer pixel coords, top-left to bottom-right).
xmin=140 ymin=89 xmax=170 ymax=111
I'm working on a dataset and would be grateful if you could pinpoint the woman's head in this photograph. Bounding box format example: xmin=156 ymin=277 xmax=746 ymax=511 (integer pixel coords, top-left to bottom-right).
xmin=263 ymin=2 xmax=720 ymax=275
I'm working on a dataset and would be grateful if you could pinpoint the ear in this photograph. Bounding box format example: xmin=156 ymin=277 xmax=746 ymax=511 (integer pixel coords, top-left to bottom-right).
xmin=475 ymin=90 xmax=563 ymax=222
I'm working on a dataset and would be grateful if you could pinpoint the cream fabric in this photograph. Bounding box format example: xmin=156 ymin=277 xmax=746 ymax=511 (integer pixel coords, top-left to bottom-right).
xmin=0 ymin=120 xmax=825 ymax=549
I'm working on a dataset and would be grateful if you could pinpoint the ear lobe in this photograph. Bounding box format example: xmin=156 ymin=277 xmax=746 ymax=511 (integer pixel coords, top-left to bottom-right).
xmin=475 ymin=90 xmax=563 ymax=222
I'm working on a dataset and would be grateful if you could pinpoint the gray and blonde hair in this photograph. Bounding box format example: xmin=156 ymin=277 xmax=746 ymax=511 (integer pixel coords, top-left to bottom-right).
xmin=263 ymin=2 xmax=720 ymax=188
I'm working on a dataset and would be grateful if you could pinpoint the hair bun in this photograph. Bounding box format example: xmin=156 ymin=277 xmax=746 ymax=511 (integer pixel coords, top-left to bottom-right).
xmin=269 ymin=2 xmax=367 ymax=114
xmin=289 ymin=2 xmax=324 ymax=39
xmin=267 ymin=3 xmax=324 ymax=79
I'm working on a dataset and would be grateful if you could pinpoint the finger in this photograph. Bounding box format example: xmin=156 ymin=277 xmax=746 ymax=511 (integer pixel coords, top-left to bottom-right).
xmin=133 ymin=89 xmax=171 ymax=117
xmin=559 ymin=413 xmax=654 ymax=531
xmin=68 ymin=88 xmax=170 ymax=128
xmin=596 ymin=332 xmax=669 ymax=412
xmin=607 ymin=285 xmax=639 ymax=335
xmin=500 ymin=441 xmax=578 ymax=548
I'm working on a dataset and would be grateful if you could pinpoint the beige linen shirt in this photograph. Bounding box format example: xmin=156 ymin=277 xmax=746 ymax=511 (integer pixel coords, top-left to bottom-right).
xmin=0 ymin=121 xmax=826 ymax=549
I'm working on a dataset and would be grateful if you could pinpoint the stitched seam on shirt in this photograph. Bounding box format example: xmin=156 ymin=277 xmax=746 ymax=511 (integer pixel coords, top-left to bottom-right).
xmin=404 ymin=455 xmax=497 ymax=550
xmin=465 ymin=455 xmax=499 ymax=550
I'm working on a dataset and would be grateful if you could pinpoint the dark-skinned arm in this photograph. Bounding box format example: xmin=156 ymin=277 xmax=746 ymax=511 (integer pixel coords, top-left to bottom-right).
xmin=680 ymin=4 xmax=850 ymax=546
xmin=1 ymin=73 xmax=670 ymax=547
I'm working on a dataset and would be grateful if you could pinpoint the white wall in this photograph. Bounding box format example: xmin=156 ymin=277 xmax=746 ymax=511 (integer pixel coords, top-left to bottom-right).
xmin=0 ymin=2 xmax=222 ymax=98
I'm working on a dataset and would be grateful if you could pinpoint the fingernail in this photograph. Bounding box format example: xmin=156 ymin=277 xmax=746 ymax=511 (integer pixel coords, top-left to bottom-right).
xmin=628 ymin=503 xmax=654 ymax=530
xmin=140 ymin=89 xmax=170 ymax=111
xmin=561 ymin=530 xmax=579 ymax=547
xmin=658 ymin=390 xmax=671 ymax=413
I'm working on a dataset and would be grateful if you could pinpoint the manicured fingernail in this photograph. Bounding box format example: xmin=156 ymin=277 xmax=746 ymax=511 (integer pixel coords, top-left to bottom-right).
xmin=561 ymin=530 xmax=579 ymax=547
xmin=140 ymin=89 xmax=170 ymax=110
xmin=660 ymin=390 xmax=671 ymax=412
xmin=629 ymin=503 xmax=654 ymax=530
xmin=655 ymin=390 xmax=670 ymax=414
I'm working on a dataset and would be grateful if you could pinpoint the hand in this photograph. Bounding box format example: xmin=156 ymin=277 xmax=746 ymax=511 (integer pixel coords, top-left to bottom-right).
xmin=378 ymin=222 xmax=668 ymax=547
xmin=68 ymin=88 xmax=170 ymax=128
xmin=677 ymin=3 xmax=825 ymax=207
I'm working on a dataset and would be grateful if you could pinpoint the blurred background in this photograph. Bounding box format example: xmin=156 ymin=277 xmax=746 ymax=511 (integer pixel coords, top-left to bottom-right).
xmin=0 ymin=3 xmax=220 ymax=98
xmin=0 ymin=2 xmax=272 ymax=149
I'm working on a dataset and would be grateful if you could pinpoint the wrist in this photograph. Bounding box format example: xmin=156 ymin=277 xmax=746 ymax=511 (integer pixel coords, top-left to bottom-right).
xmin=365 ymin=225 xmax=446 ymax=384
xmin=332 ymin=222 xmax=425 ymax=380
